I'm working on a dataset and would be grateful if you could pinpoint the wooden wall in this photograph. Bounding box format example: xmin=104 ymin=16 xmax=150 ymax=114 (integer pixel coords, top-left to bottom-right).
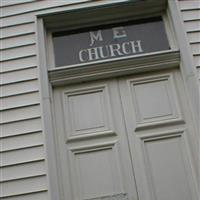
xmin=0 ymin=0 xmax=199 ymax=199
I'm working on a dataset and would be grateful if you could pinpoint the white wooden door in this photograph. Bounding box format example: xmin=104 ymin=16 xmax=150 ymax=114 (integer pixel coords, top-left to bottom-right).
xmin=53 ymin=70 xmax=198 ymax=200
xmin=119 ymin=69 xmax=198 ymax=200
xmin=53 ymin=79 xmax=138 ymax=200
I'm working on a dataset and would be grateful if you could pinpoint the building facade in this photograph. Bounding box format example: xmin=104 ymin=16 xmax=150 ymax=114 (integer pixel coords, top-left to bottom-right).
xmin=1 ymin=0 xmax=199 ymax=200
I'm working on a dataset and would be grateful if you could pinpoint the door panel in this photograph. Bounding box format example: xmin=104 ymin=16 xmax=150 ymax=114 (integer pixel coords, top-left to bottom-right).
xmin=53 ymin=70 xmax=197 ymax=200
xmin=53 ymin=79 xmax=138 ymax=200
xmin=119 ymin=70 xmax=198 ymax=200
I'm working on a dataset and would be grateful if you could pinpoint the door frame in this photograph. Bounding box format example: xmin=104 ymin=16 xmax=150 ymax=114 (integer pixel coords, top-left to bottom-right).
xmin=35 ymin=1 xmax=199 ymax=199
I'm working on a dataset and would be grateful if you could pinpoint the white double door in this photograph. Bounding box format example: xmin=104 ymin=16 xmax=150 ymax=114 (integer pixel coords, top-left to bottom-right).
xmin=53 ymin=69 xmax=198 ymax=200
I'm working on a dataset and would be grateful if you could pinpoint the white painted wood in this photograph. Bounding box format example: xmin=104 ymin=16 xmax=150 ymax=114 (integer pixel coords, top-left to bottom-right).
xmin=193 ymin=55 xmax=200 ymax=67
xmin=62 ymin=85 xmax=114 ymax=141
xmin=184 ymin=20 xmax=200 ymax=32
xmin=1 ymin=118 xmax=42 ymax=138
xmin=0 ymin=92 xmax=40 ymax=110
xmin=1 ymin=23 xmax=35 ymax=39
xmin=1 ymin=161 xmax=46 ymax=182
xmin=1 ymin=56 xmax=36 ymax=73
xmin=1 ymin=105 xmax=41 ymax=124
xmin=169 ymin=0 xmax=199 ymax=133
xmin=1 ymin=0 xmax=35 ymax=7
xmin=1 ymin=0 xmax=90 ymax=17
xmin=119 ymin=70 xmax=199 ymax=200
xmin=0 ymin=192 xmax=48 ymax=200
xmin=0 ymin=13 xmax=35 ymax=28
xmin=1 ymin=34 xmax=35 ymax=49
xmin=0 ymin=80 xmax=39 ymax=97
xmin=181 ymin=10 xmax=200 ymax=21
xmin=187 ymin=32 xmax=200 ymax=43
xmin=191 ymin=43 xmax=200 ymax=55
xmin=53 ymin=79 xmax=138 ymax=200
xmin=1 ymin=176 xmax=47 ymax=198
xmin=179 ymin=0 xmax=200 ymax=10
xmin=1 ymin=145 xmax=45 ymax=167
xmin=0 ymin=131 xmax=43 ymax=152
xmin=128 ymin=73 xmax=182 ymax=129
xmin=1 ymin=45 xmax=36 ymax=62
xmin=0 ymin=1 xmax=198 ymax=200
xmin=143 ymin=134 xmax=195 ymax=200
xmin=0 ymin=67 xmax=38 ymax=85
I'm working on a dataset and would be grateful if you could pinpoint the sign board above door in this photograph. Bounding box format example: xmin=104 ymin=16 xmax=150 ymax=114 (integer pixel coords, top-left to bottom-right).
xmin=53 ymin=17 xmax=170 ymax=67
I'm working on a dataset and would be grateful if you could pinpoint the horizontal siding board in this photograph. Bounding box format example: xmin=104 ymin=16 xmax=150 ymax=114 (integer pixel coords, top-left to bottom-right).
xmin=0 ymin=131 xmax=43 ymax=152
xmin=181 ymin=10 xmax=200 ymax=21
xmin=193 ymin=55 xmax=200 ymax=67
xmin=1 ymin=118 xmax=42 ymax=138
xmin=0 ymin=92 xmax=40 ymax=110
xmin=179 ymin=0 xmax=200 ymax=10
xmin=1 ymin=0 xmax=89 ymax=17
xmin=0 ymin=191 xmax=48 ymax=200
xmin=184 ymin=20 xmax=200 ymax=32
xmin=1 ymin=175 xmax=47 ymax=198
xmin=1 ymin=34 xmax=35 ymax=50
xmin=1 ymin=0 xmax=35 ymax=7
xmin=0 ymin=80 xmax=39 ymax=98
xmin=1 ymin=23 xmax=35 ymax=39
xmin=0 ymin=145 xmax=45 ymax=167
xmin=0 ymin=13 xmax=35 ymax=28
xmin=187 ymin=32 xmax=200 ymax=43
xmin=1 ymin=56 xmax=36 ymax=73
xmin=1 ymin=161 xmax=46 ymax=182
xmin=0 ymin=67 xmax=38 ymax=85
xmin=1 ymin=105 xmax=41 ymax=124
xmin=1 ymin=44 xmax=36 ymax=62
xmin=191 ymin=43 xmax=200 ymax=55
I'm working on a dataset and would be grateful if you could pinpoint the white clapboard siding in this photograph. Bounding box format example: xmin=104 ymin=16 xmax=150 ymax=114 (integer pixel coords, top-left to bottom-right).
xmin=0 ymin=192 xmax=48 ymax=200
xmin=1 ymin=44 xmax=36 ymax=62
xmin=1 ymin=34 xmax=35 ymax=49
xmin=0 ymin=92 xmax=40 ymax=110
xmin=0 ymin=80 xmax=39 ymax=97
xmin=181 ymin=10 xmax=200 ymax=21
xmin=0 ymin=0 xmax=35 ymax=7
xmin=193 ymin=55 xmax=200 ymax=67
xmin=184 ymin=20 xmax=200 ymax=32
xmin=0 ymin=0 xmax=89 ymax=17
xmin=191 ymin=43 xmax=200 ymax=55
xmin=1 ymin=118 xmax=42 ymax=138
xmin=1 ymin=176 xmax=47 ymax=198
xmin=1 ymin=23 xmax=35 ymax=39
xmin=187 ymin=32 xmax=200 ymax=44
xmin=179 ymin=0 xmax=200 ymax=10
xmin=0 ymin=1 xmax=199 ymax=200
xmin=0 ymin=67 xmax=38 ymax=85
xmin=0 ymin=132 xmax=43 ymax=152
xmin=179 ymin=0 xmax=200 ymax=68
xmin=1 ymin=145 xmax=45 ymax=167
xmin=0 ymin=0 xmax=90 ymax=28
xmin=0 ymin=13 xmax=35 ymax=28
xmin=1 ymin=161 xmax=46 ymax=182
xmin=1 ymin=56 xmax=36 ymax=72
xmin=1 ymin=105 xmax=41 ymax=124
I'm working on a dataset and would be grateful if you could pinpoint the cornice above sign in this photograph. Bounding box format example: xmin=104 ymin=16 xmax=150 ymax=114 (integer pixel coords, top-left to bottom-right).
xmin=53 ymin=18 xmax=170 ymax=67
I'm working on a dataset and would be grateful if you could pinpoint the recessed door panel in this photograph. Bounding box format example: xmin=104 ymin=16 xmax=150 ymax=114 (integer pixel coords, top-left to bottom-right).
xmin=53 ymin=70 xmax=197 ymax=200
xmin=119 ymin=70 xmax=198 ymax=200
xmin=53 ymin=79 xmax=138 ymax=200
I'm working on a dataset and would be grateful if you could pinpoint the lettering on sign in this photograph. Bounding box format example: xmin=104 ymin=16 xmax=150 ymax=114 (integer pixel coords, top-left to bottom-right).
xmin=79 ymin=27 xmax=143 ymax=62
xmin=53 ymin=18 xmax=170 ymax=67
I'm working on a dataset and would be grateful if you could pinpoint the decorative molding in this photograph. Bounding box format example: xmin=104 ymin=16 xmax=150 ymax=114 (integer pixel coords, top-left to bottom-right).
xmin=127 ymin=73 xmax=184 ymax=130
xmin=49 ymin=50 xmax=180 ymax=86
